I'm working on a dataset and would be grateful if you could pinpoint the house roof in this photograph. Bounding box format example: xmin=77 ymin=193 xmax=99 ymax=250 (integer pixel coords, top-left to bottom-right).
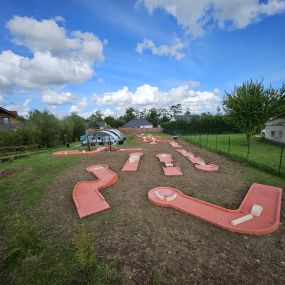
xmin=0 ymin=106 xmax=18 ymax=117
xmin=122 ymin=118 xmax=153 ymax=128
xmin=97 ymin=121 xmax=106 ymax=127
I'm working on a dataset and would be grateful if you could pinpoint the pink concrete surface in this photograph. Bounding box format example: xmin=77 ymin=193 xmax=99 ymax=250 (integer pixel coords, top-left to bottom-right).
xmin=122 ymin=152 xmax=144 ymax=171
xmin=73 ymin=164 xmax=118 ymax=218
xmin=53 ymin=147 xmax=107 ymax=156
xmin=148 ymin=183 xmax=282 ymax=235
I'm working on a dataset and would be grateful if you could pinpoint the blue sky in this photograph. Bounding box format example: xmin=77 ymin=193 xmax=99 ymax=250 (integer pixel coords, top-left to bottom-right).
xmin=0 ymin=0 xmax=285 ymax=118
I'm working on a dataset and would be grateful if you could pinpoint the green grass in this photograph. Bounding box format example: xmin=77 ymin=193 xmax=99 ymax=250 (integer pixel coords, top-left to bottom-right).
xmin=0 ymin=146 xmax=122 ymax=285
xmin=182 ymin=133 xmax=285 ymax=176
xmin=120 ymin=133 xmax=139 ymax=148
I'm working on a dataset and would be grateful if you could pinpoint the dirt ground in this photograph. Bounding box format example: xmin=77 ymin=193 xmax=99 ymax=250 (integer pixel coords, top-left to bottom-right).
xmin=0 ymin=168 xmax=25 ymax=179
xmin=37 ymin=137 xmax=285 ymax=285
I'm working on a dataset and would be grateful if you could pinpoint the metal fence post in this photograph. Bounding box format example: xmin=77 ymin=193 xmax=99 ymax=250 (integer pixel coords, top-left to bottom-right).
xmin=228 ymin=135 xmax=231 ymax=153
xmin=278 ymin=143 xmax=284 ymax=175
xmin=215 ymin=134 xmax=218 ymax=151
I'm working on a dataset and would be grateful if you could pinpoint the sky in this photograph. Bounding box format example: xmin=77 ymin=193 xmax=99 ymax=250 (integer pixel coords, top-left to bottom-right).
xmin=0 ymin=0 xmax=285 ymax=118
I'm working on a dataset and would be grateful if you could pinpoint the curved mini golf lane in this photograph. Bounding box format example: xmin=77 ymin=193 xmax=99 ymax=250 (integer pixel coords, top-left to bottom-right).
xmin=148 ymin=183 xmax=282 ymax=235
xmin=73 ymin=164 xmax=118 ymax=218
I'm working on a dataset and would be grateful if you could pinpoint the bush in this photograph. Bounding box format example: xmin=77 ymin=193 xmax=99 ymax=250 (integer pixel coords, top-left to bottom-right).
xmin=161 ymin=114 xmax=238 ymax=135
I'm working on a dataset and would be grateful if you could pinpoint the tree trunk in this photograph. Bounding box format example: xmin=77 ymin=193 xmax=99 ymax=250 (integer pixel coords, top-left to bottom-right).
xmin=245 ymin=133 xmax=251 ymax=146
xmin=246 ymin=133 xmax=251 ymax=159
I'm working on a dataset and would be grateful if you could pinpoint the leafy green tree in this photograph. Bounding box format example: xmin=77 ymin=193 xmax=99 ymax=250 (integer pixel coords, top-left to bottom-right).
xmin=68 ymin=113 xmax=86 ymax=141
xmin=158 ymin=108 xmax=171 ymax=123
xmin=104 ymin=116 xmax=116 ymax=127
xmin=87 ymin=111 xmax=103 ymax=128
xmin=223 ymin=80 xmax=285 ymax=145
xmin=147 ymin=108 xmax=160 ymax=127
xmin=170 ymin=104 xmax=183 ymax=119
xmin=123 ymin=107 xmax=136 ymax=123
xmin=61 ymin=117 xmax=74 ymax=144
xmin=139 ymin=109 xmax=147 ymax=119
xmin=28 ymin=110 xmax=61 ymax=146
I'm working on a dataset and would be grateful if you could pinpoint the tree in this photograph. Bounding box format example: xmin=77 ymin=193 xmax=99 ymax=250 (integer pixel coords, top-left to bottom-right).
xmin=158 ymin=108 xmax=171 ymax=123
xmin=223 ymin=80 xmax=285 ymax=145
xmin=68 ymin=113 xmax=86 ymax=141
xmin=170 ymin=104 xmax=183 ymax=119
xmin=28 ymin=110 xmax=60 ymax=146
xmin=123 ymin=107 xmax=136 ymax=123
xmin=61 ymin=117 xmax=74 ymax=144
xmin=87 ymin=111 xmax=102 ymax=128
xmin=147 ymin=108 xmax=160 ymax=127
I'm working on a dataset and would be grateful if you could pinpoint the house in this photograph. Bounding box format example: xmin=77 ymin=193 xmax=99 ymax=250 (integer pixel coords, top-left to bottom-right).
xmin=262 ymin=118 xmax=285 ymax=143
xmin=122 ymin=119 xmax=153 ymax=128
xmin=97 ymin=121 xmax=106 ymax=129
xmin=0 ymin=106 xmax=21 ymax=130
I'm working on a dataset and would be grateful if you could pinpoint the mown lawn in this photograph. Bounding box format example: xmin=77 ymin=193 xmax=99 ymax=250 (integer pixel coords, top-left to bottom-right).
xmin=182 ymin=133 xmax=285 ymax=176
xmin=0 ymin=147 xmax=122 ymax=285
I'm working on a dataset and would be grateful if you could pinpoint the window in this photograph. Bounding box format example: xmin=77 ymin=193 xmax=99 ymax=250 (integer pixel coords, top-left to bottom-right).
xmin=271 ymin=130 xmax=275 ymax=137
xmin=278 ymin=131 xmax=283 ymax=138
xmin=2 ymin=117 xmax=10 ymax=124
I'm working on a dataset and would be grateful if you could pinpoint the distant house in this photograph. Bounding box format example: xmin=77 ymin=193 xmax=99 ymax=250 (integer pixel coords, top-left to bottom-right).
xmin=97 ymin=121 xmax=106 ymax=129
xmin=122 ymin=119 xmax=153 ymax=128
xmin=0 ymin=106 xmax=21 ymax=130
xmin=262 ymin=118 xmax=285 ymax=143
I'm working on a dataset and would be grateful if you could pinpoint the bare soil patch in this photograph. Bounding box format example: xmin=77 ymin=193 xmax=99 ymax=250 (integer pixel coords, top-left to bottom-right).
xmin=37 ymin=139 xmax=285 ymax=284
xmin=0 ymin=168 xmax=25 ymax=179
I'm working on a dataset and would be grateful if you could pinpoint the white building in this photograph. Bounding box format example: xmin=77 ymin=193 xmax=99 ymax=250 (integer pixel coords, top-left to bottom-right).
xmin=262 ymin=118 xmax=285 ymax=143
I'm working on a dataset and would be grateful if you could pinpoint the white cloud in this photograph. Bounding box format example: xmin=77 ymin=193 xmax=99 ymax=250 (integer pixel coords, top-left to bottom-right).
xmin=140 ymin=0 xmax=285 ymax=37
xmin=102 ymin=108 xmax=115 ymax=117
xmin=0 ymin=95 xmax=4 ymax=105
xmin=93 ymin=86 xmax=133 ymax=106
xmin=93 ymin=84 xmax=221 ymax=113
xmin=0 ymin=16 xmax=106 ymax=91
xmin=5 ymin=98 xmax=32 ymax=116
xmin=80 ymin=108 xmax=115 ymax=119
xmin=136 ymin=38 xmax=186 ymax=60
xmin=6 ymin=16 xmax=105 ymax=60
xmin=41 ymin=90 xmax=77 ymax=105
xmin=0 ymin=50 xmax=94 ymax=89
xmin=69 ymin=97 xmax=88 ymax=114
xmin=187 ymin=80 xmax=200 ymax=87
xmin=213 ymin=87 xmax=221 ymax=95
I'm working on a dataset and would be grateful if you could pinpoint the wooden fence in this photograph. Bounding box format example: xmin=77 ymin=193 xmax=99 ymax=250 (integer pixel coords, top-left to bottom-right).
xmin=0 ymin=144 xmax=39 ymax=160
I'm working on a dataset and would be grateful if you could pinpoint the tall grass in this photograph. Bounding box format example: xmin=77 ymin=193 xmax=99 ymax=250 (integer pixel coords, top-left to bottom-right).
xmin=182 ymin=134 xmax=285 ymax=177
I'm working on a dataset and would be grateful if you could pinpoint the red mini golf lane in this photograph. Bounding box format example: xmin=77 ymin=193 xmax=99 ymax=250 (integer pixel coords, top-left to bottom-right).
xmin=156 ymin=153 xmax=182 ymax=176
xmin=169 ymin=141 xmax=182 ymax=148
xmin=148 ymin=183 xmax=282 ymax=235
xmin=176 ymin=148 xmax=219 ymax=172
xmin=122 ymin=152 xmax=144 ymax=171
xmin=53 ymin=146 xmax=107 ymax=156
xmin=73 ymin=164 xmax=118 ymax=218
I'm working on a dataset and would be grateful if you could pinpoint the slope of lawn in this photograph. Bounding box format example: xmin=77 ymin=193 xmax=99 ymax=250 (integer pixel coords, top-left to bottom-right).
xmin=0 ymin=147 xmax=122 ymax=285
xmin=182 ymin=133 xmax=285 ymax=176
